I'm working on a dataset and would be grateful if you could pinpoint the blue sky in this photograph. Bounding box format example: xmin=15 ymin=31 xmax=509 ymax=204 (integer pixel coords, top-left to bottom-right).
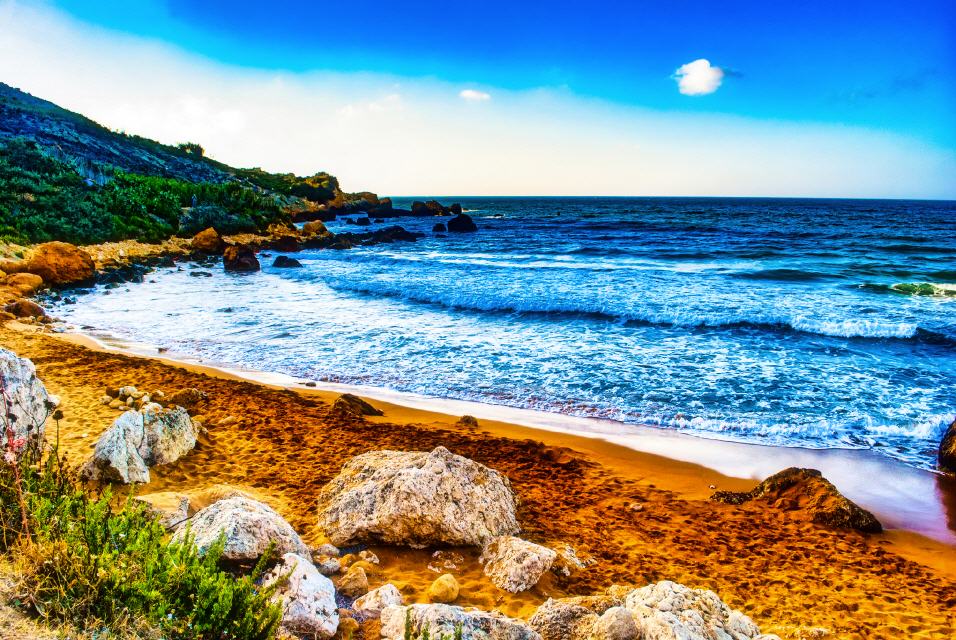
xmin=1 ymin=0 xmax=954 ymax=197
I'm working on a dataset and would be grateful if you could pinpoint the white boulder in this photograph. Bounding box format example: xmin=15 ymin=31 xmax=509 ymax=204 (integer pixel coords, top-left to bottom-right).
xmin=317 ymin=446 xmax=519 ymax=547
xmin=481 ymin=536 xmax=556 ymax=593
xmin=352 ymin=583 xmax=403 ymax=619
xmin=381 ymin=604 xmax=540 ymax=640
xmin=172 ymin=497 xmax=310 ymax=561
xmin=0 ymin=348 xmax=50 ymax=454
xmin=263 ymin=552 xmax=339 ymax=638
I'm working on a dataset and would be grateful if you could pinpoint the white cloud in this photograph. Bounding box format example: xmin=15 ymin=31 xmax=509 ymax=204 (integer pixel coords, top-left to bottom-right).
xmin=459 ymin=88 xmax=491 ymax=101
xmin=674 ymin=59 xmax=725 ymax=96
xmin=0 ymin=1 xmax=952 ymax=198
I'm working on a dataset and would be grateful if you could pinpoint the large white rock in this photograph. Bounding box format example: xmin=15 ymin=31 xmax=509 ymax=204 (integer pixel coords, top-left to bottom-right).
xmin=317 ymin=446 xmax=519 ymax=548
xmin=352 ymin=583 xmax=403 ymax=619
xmin=81 ymin=407 xmax=198 ymax=484
xmin=172 ymin=496 xmax=310 ymax=561
xmin=0 ymin=348 xmax=50 ymax=454
xmin=481 ymin=536 xmax=556 ymax=593
xmin=530 ymin=583 xmax=778 ymax=640
xmin=263 ymin=552 xmax=339 ymax=638
xmin=381 ymin=604 xmax=540 ymax=640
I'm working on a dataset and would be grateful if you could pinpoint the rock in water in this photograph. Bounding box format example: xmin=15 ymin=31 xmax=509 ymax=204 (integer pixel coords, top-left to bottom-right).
xmin=530 ymin=582 xmax=778 ymax=640
xmin=448 ymin=213 xmax=478 ymax=233
xmin=711 ymin=467 xmax=882 ymax=533
xmin=173 ymin=496 xmax=310 ymax=561
xmin=481 ymin=536 xmax=556 ymax=593
xmin=433 ymin=223 xmax=447 ymax=233
xmin=223 ymin=244 xmax=260 ymax=272
xmin=272 ymin=255 xmax=303 ymax=268
xmin=353 ymin=583 xmax=403 ymax=618
xmin=427 ymin=574 xmax=460 ymax=603
xmin=317 ymin=446 xmax=519 ymax=547
xmin=336 ymin=564 xmax=369 ymax=598
xmin=0 ymin=348 xmax=51 ymax=454
xmin=263 ymin=552 xmax=339 ymax=638
xmin=381 ymin=604 xmax=540 ymax=640
xmin=939 ymin=418 xmax=956 ymax=473
xmin=81 ymin=406 xmax=198 ymax=484
xmin=190 ymin=227 xmax=223 ymax=253
xmin=332 ymin=393 xmax=383 ymax=417
xmin=21 ymin=242 xmax=95 ymax=286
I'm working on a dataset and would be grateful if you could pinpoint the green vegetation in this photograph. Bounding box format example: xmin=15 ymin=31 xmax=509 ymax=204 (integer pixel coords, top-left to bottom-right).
xmin=233 ymin=167 xmax=339 ymax=202
xmin=1 ymin=426 xmax=283 ymax=638
xmin=0 ymin=139 xmax=289 ymax=245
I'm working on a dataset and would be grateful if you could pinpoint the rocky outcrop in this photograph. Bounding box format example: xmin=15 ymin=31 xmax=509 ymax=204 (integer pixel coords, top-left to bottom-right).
xmin=711 ymin=467 xmax=881 ymax=533
xmin=530 ymin=582 xmax=778 ymax=640
xmin=190 ymin=227 xmax=223 ymax=253
xmin=263 ymin=552 xmax=339 ymax=638
xmin=0 ymin=348 xmax=51 ymax=454
xmin=173 ymin=496 xmax=310 ymax=561
xmin=332 ymin=393 xmax=383 ymax=418
xmin=481 ymin=536 xmax=556 ymax=593
xmin=81 ymin=406 xmax=198 ymax=484
xmin=222 ymin=244 xmax=260 ymax=272
xmin=353 ymin=583 xmax=403 ymax=619
xmin=381 ymin=604 xmax=540 ymax=640
xmin=448 ymin=213 xmax=478 ymax=233
xmin=9 ymin=242 xmax=96 ymax=286
xmin=317 ymin=446 xmax=519 ymax=548
xmin=939 ymin=418 xmax=956 ymax=473
xmin=272 ymin=255 xmax=302 ymax=268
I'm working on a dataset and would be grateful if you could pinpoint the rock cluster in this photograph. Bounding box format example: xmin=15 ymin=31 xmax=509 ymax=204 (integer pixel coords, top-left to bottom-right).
xmin=100 ymin=385 xmax=167 ymax=412
xmin=529 ymin=582 xmax=780 ymax=640
xmin=711 ymin=467 xmax=882 ymax=533
xmin=382 ymin=604 xmax=540 ymax=640
xmin=317 ymin=446 xmax=520 ymax=547
xmin=81 ymin=406 xmax=197 ymax=484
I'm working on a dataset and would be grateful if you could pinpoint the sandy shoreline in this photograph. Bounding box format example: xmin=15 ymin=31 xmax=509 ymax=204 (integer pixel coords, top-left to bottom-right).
xmin=2 ymin=322 xmax=956 ymax=638
xmin=56 ymin=324 xmax=956 ymax=546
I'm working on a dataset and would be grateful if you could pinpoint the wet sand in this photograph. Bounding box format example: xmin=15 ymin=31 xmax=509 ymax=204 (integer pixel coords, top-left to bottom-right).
xmin=3 ymin=323 xmax=955 ymax=639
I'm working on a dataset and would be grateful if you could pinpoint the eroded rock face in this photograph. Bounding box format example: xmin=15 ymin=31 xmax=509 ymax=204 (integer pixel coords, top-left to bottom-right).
xmin=352 ymin=583 xmax=403 ymax=619
xmin=223 ymin=244 xmax=260 ymax=272
xmin=481 ymin=536 xmax=556 ymax=593
xmin=711 ymin=467 xmax=882 ymax=533
xmin=0 ymin=348 xmax=51 ymax=453
xmin=381 ymin=604 xmax=540 ymax=640
xmin=939 ymin=419 xmax=956 ymax=473
xmin=317 ymin=446 xmax=519 ymax=547
xmin=191 ymin=227 xmax=223 ymax=253
xmin=263 ymin=552 xmax=339 ymax=638
xmin=173 ymin=496 xmax=310 ymax=561
xmin=23 ymin=242 xmax=95 ymax=286
xmin=531 ymin=582 xmax=777 ymax=640
xmin=81 ymin=406 xmax=198 ymax=484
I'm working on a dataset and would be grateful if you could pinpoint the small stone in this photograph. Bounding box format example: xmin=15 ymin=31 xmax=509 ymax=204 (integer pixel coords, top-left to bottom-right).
xmin=427 ymin=574 xmax=460 ymax=603
xmin=100 ymin=395 xmax=113 ymax=405
xmin=358 ymin=549 xmax=379 ymax=564
xmin=353 ymin=583 xmax=403 ymax=619
xmin=316 ymin=543 xmax=341 ymax=557
xmin=315 ymin=556 xmax=342 ymax=576
xmin=337 ymin=564 xmax=369 ymax=598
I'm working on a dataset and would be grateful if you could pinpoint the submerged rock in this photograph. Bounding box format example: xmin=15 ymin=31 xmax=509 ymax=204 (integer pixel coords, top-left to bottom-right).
xmin=331 ymin=393 xmax=383 ymax=418
xmin=173 ymin=496 xmax=310 ymax=561
xmin=481 ymin=536 xmax=556 ymax=593
xmin=272 ymin=255 xmax=303 ymax=268
xmin=939 ymin=419 xmax=956 ymax=473
xmin=711 ymin=467 xmax=882 ymax=533
xmin=263 ymin=552 xmax=339 ymax=638
xmin=317 ymin=446 xmax=519 ymax=547
xmin=381 ymin=604 xmax=540 ymax=640
xmin=81 ymin=406 xmax=197 ymax=484
xmin=0 ymin=348 xmax=51 ymax=454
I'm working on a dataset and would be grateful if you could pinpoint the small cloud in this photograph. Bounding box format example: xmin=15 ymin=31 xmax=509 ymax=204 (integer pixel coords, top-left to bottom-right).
xmin=674 ymin=59 xmax=725 ymax=96
xmin=459 ymin=89 xmax=491 ymax=102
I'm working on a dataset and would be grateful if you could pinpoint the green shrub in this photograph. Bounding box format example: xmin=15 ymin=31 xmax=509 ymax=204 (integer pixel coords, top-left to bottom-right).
xmin=1 ymin=441 xmax=283 ymax=639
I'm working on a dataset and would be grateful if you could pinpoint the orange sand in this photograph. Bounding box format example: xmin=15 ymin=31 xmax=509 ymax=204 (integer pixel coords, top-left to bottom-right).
xmin=2 ymin=324 xmax=955 ymax=639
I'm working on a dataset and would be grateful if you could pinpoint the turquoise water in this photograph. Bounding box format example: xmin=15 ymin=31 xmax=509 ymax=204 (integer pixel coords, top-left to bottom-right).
xmin=52 ymin=197 xmax=956 ymax=470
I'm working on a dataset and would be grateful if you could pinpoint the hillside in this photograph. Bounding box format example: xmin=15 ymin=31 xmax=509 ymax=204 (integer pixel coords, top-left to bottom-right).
xmin=0 ymin=83 xmax=346 ymax=245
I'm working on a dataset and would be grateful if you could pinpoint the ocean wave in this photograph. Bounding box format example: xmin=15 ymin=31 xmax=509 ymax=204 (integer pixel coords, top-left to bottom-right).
xmin=730 ymin=268 xmax=833 ymax=282
xmin=323 ymin=278 xmax=950 ymax=342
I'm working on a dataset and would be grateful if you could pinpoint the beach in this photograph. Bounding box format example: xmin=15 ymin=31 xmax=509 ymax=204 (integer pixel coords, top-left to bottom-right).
xmin=3 ymin=321 xmax=955 ymax=639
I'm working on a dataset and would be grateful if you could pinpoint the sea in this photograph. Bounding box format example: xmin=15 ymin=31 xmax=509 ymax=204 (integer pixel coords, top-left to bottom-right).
xmin=50 ymin=197 xmax=956 ymax=471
